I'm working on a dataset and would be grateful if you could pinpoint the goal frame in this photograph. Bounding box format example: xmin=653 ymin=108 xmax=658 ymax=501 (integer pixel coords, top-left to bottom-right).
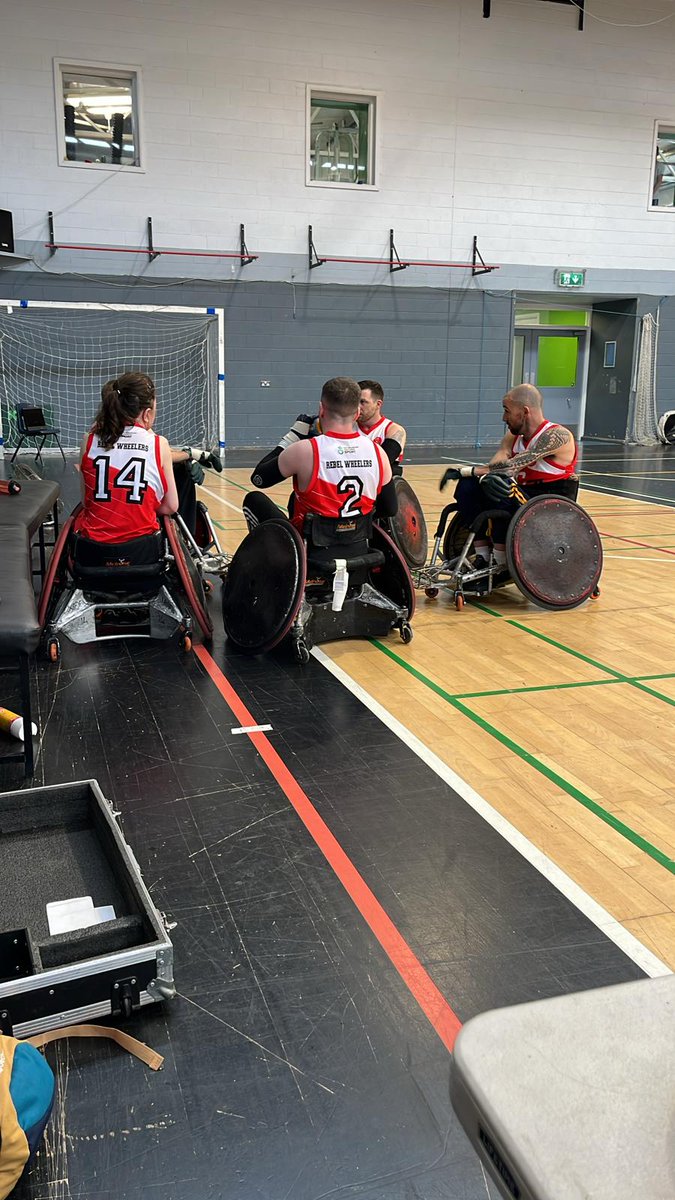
xmin=0 ymin=299 xmax=226 ymax=449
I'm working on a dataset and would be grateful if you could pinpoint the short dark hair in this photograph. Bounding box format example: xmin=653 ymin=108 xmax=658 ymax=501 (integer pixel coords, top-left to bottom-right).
xmin=321 ymin=377 xmax=361 ymax=417
xmin=358 ymin=380 xmax=384 ymax=402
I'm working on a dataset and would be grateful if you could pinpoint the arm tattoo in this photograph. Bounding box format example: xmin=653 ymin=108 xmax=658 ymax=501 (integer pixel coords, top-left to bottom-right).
xmin=488 ymin=426 xmax=571 ymax=475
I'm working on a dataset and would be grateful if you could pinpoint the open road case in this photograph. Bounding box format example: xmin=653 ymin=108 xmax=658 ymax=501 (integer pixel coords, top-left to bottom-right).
xmin=0 ymin=779 xmax=175 ymax=1037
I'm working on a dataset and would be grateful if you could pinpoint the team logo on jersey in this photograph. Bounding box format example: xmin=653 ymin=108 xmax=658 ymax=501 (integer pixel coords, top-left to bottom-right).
xmin=337 ymin=443 xmax=357 ymax=456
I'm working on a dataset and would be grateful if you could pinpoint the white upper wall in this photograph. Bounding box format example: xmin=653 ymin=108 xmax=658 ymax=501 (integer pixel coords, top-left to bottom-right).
xmin=2 ymin=0 xmax=675 ymax=272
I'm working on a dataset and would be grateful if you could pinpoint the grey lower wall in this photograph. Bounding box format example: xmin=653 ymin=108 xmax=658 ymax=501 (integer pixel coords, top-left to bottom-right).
xmin=0 ymin=272 xmax=513 ymax=447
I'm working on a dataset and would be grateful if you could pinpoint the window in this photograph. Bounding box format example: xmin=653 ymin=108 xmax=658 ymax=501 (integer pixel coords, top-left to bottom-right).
xmin=54 ymin=61 xmax=141 ymax=169
xmin=651 ymin=126 xmax=675 ymax=207
xmin=307 ymin=88 xmax=376 ymax=188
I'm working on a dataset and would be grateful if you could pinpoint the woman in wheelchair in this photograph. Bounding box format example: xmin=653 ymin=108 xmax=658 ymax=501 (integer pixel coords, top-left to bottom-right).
xmin=75 ymin=372 xmax=178 ymax=545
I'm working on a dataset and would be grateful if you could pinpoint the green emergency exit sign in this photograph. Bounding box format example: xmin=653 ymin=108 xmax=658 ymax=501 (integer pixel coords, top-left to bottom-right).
xmin=556 ymin=268 xmax=586 ymax=288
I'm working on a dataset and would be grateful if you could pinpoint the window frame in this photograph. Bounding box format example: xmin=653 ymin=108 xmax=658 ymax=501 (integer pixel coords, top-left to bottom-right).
xmin=305 ymin=84 xmax=379 ymax=191
xmin=53 ymin=58 xmax=145 ymax=172
xmin=649 ymin=120 xmax=675 ymax=211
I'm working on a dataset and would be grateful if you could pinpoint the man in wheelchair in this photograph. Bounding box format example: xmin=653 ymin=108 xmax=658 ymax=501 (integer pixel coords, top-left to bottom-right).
xmin=221 ymin=378 xmax=415 ymax=658
xmin=440 ymin=384 xmax=579 ymax=573
xmin=426 ymin=384 xmax=601 ymax=611
xmin=40 ymin=372 xmax=218 ymax=656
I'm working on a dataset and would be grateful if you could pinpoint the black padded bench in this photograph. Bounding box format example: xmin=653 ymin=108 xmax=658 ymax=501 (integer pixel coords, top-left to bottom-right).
xmin=0 ymin=524 xmax=41 ymax=776
xmin=0 ymin=478 xmax=60 ymax=581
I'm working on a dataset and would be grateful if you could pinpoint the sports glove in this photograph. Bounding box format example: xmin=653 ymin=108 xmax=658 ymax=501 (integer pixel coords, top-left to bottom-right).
xmin=185 ymin=447 xmax=223 ymax=473
xmin=480 ymin=472 xmax=514 ymax=502
xmin=276 ymin=415 xmax=317 ymax=451
xmin=439 ymin=465 xmax=475 ymax=491
xmin=186 ymin=458 xmax=205 ymax=486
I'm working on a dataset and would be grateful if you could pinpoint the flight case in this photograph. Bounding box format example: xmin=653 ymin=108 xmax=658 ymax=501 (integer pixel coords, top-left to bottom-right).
xmin=0 ymin=779 xmax=175 ymax=1037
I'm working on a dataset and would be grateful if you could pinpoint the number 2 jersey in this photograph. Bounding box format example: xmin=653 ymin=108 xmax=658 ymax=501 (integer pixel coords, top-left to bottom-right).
xmin=75 ymin=424 xmax=167 ymax=543
xmin=291 ymin=430 xmax=385 ymax=531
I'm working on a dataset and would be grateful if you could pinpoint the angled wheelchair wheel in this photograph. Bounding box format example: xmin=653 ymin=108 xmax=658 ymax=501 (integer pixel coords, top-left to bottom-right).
xmin=38 ymin=505 xmax=81 ymax=629
xmin=386 ymin=477 xmax=428 ymax=569
xmin=164 ymin=516 xmax=213 ymax=639
xmin=506 ymin=495 xmax=603 ymax=611
xmin=442 ymin=513 xmax=471 ymax=564
xmin=369 ymin=524 xmax=416 ymax=620
xmin=222 ymin=519 xmax=306 ymax=653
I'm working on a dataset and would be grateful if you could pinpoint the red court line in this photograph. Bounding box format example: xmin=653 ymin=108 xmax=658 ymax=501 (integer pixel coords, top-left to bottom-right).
xmin=195 ymin=644 xmax=463 ymax=1054
xmin=599 ymin=531 xmax=675 ymax=558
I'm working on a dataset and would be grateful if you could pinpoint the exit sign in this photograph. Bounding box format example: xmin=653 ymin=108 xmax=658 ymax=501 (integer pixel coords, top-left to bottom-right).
xmin=556 ymin=268 xmax=586 ymax=288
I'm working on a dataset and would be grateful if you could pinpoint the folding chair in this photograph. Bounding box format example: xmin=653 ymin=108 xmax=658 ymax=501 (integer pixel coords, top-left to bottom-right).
xmin=11 ymin=405 xmax=66 ymax=465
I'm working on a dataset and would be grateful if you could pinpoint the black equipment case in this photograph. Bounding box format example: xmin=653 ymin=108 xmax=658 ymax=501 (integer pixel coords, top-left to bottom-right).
xmin=0 ymin=779 xmax=175 ymax=1037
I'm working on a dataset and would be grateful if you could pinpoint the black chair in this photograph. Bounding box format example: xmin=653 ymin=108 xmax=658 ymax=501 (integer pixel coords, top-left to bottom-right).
xmin=11 ymin=405 xmax=66 ymax=465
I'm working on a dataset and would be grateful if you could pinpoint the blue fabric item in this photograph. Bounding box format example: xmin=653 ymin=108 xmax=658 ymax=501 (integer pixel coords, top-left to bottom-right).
xmin=10 ymin=1044 xmax=55 ymax=1156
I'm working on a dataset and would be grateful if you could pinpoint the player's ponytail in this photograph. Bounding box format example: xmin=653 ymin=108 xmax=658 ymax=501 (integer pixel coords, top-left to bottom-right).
xmin=94 ymin=372 xmax=156 ymax=449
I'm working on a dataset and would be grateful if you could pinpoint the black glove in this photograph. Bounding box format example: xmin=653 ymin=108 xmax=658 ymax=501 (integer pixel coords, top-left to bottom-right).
xmin=277 ymin=414 xmax=317 ymax=451
xmin=186 ymin=458 xmax=205 ymax=486
xmin=480 ymin=472 xmax=514 ymax=503
xmin=439 ymin=467 xmax=461 ymax=491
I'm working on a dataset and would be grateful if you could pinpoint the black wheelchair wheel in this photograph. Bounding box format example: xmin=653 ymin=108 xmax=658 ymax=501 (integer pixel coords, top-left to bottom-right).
xmin=222 ymin=519 xmax=306 ymax=653
xmin=506 ymin=495 xmax=603 ymax=611
xmin=442 ymin=513 xmax=471 ymax=563
xmin=369 ymin=524 xmax=416 ymax=620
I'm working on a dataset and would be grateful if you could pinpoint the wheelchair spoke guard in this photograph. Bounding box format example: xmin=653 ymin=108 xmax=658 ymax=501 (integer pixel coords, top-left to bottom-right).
xmin=222 ymin=519 xmax=306 ymax=653
xmin=506 ymin=495 xmax=603 ymax=610
xmin=387 ymin=477 xmax=428 ymax=568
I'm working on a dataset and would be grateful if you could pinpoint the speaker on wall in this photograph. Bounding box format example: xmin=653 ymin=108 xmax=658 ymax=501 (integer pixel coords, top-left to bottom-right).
xmin=0 ymin=211 xmax=15 ymax=254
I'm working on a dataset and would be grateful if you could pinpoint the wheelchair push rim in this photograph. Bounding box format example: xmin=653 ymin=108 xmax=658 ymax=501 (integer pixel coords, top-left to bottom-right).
xmin=164 ymin=516 xmax=213 ymax=638
xmin=222 ymin=518 xmax=306 ymax=653
xmin=506 ymin=495 xmax=603 ymax=610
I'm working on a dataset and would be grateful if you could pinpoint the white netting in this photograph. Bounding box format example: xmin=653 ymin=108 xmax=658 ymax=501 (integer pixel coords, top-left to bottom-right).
xmin=627 ymin=312 xmax=660 ymax=445
xmin=0 ymin=307 xmax=219 ymax=450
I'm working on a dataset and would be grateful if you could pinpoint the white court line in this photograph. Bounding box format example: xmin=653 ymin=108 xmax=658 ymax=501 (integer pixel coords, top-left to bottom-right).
xmin=198 ymin=481 xmax=245 ymax=515
xmin=312 ymin=646 xmax=670 ymax=980
xmin=231 ymin=723 xmax=273 ymax=735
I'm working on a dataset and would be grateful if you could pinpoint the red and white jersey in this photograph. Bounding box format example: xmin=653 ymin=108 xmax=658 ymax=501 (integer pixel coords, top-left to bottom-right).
xmin=292 ymin=430 xmax=384 ymax=531
xmin=76 ymin=424 xmax=167 ymax=543
xmin=511 ymin=420 xmax=578 ymax=485
xmin=358 ymin=414 xmax=394 ymax=445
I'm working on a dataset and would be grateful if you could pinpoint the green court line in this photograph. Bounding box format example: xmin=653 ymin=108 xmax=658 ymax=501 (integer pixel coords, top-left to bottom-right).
xmin=372 ymin=639 xmax=675 ymax=877
xmin=453 ymin=678 xmax=621 ymax=700
xmin=468 ymin=600 xmax=502 ymax=617
xmin=506 ymin=620 xmax=626 ymax=679
xmin=223 ymin=475 xmax=248 ymax=492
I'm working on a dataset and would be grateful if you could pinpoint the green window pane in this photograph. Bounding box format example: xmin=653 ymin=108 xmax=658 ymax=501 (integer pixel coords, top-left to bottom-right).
xmin=536 ymin=337 xmax=578 ymax=388
xmin=310 ymin=97 xmax=371 ymax=184
xmin=547 ymin=310 xmax=588 ymax=326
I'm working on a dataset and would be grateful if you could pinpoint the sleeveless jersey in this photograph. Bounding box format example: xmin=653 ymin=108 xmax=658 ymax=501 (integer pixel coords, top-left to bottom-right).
xmin=357 ymin=414 xmax=403 ymax=463
xmin=292 ymin=431 xmax=384 ymax=531
xmin=76 ymin=424 xmax=167 ymax=543
xmin=511 ymin=420 xmax=578 ymax=485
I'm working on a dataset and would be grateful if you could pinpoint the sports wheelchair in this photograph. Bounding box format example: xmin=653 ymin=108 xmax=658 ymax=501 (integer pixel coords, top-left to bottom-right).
xmin=415 ymin=491 xmax=603 ymax=611
xmin=222 ymin=495 xmax=415 ymax=662
xmin=38 ymin=501 xmax=228 ymax=659
xmin=378 ymin=475 xmax=428 ymax=569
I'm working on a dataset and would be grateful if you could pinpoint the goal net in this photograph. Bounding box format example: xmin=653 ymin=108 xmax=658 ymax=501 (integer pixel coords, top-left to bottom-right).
xmin=627 ymin=312 xmax=660 ymax=445
xmin=0 ymin=306 xmax=220 ymax=451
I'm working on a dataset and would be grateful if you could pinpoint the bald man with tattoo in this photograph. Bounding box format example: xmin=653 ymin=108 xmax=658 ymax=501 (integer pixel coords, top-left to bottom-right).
xmin=440 ymin=384 xmax=579 ymax=570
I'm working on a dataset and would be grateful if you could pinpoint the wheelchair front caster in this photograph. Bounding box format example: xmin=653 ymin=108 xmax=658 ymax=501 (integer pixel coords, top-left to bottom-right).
xmin=203 ymin=580 xmax=213 ymax=595
xmin=592 ymin=586 xmax=601 ymax=599
xmin=399 ymin=621 xmax=413 ymax=645
xmin=294 ymin=639 xmax=311 ymax=664
xmin=425 ymin=587 xmax=439 ymax=599
xmin=47 ymin=637 xmax=61 ymax=663
xmin=181 ymin=633 xmax=193 ymax=653
xmin=455 ymin=594 xmax=465 ymax=611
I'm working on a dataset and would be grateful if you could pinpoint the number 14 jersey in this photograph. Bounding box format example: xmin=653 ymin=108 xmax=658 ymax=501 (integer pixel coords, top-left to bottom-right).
xmin=291 ymin=430 xmax=384 ymax=531
xmin=76 ymin=424 xmax=167 ymax=543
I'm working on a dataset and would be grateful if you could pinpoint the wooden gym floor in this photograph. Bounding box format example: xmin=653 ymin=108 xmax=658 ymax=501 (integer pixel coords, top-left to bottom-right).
xmin=2 ymin=440 xmax=673 ymax=1199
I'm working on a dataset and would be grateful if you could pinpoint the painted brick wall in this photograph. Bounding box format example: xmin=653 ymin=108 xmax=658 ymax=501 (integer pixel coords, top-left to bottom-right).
xmin=2 ymin=0 xmax=675 ymax=279
xmin=0 ymin=274 xmax=512 ymax=446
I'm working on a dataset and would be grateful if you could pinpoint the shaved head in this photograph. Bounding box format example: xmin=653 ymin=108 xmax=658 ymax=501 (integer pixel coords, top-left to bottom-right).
xmin=505 ymin=384 xmax=543 ymax=410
